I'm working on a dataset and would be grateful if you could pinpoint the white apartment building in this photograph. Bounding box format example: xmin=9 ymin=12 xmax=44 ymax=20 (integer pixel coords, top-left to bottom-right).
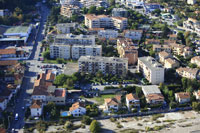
xmin=56 ymin=23 xmax=77 ymax=34
xmin=191 ymin=56 xmax=200 ymax=67
xmin=71 ymin=45 xmax=102 ymax=59
xmin=50 ymin=34 xmax=101 ymax=59
xmin=78 ymin=56 xmax=128 ymax=76
xmin=176 ymin=67 xmax=200 ymax=79
xmin=80 ymin=0 xmax=108 ymax=8
xmin=50 ymin=44 xmax=102 ymax=59
xmin=123 ymin=30 xmax=143 ymax=40
xmin=54 ymin=34 xmax=95 ymax=45
xmin=60 ymin=0 xmax=80 ymax=6
xmin=112 ymin=8 xmax=128 ymax=17
xmin=183 ymin=18 xmax=200 ymax=35
xmin=125 ymin=0 xmax=144 ymax=7
xmin=138 ymin=56 xmax=165 ymax=84
xmin=187 ymin=0 xmax=196 ymax=5
xmin=85 ymin=14 xmax=113 ymax=29
xmin=50 ymin=45 xmax=71 ymax=59
xmin=98 ymin=30 xmax=119 ymax=39
xmin=112 ymin=17 xmax=128 ymax=30
xmin=85 ymin=14 xmax=128 ymax=30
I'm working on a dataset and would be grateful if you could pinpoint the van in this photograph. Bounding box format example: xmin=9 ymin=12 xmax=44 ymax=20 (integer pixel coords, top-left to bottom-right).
xmin=15 ymin=113 xmax=19 ymax=120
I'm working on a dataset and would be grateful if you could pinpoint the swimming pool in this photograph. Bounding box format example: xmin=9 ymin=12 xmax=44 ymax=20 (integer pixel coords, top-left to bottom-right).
xmin=61 ymin=111 xmax=68 ymax=117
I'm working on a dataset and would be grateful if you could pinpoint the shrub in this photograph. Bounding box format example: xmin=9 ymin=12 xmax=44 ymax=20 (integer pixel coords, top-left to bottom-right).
xmin=152 ymin=114 xmax=164 ymax=121
xmin=90 ymin=120 xmax=101 ymax=133
xmin=81 ymin=124 xmax=86 ymax=128
xmin=141 ymin=108 xmax=148 ymax=112
xmin=137 ymin=123 xmax=143 ymax=126
xmin=116 ymin=122 xmax=123 ymax=128
xmin=156 ymin=120 xmax=161 ymax=123
xmin=71 ymin=124 xmax=82 ymax=130
xmin=81 ymin=116 xmax=92 ymax=125
xmin=110 ymin=117 xmax=116 ymax=122
xmin=64 ymin=121 xmax=73 ymax=130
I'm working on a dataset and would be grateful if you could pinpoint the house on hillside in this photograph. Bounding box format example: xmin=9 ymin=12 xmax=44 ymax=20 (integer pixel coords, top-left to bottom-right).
xmin=69 ymin=102 xmax=86 ymax=117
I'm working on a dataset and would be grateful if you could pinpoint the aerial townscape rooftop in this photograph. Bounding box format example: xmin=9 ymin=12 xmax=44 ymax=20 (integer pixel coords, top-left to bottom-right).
xmin=1 ymin=0 xmax=200 ymax=132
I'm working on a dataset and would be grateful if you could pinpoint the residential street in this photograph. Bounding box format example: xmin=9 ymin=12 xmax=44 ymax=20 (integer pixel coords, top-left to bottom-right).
xmin=8 ymin=3 xmax=50 ymax=132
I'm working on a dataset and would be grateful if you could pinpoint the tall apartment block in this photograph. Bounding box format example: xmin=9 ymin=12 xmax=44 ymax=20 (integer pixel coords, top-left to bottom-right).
xmin=84 ymin=14 xmax=128 ymax=30
xmin=50 ymin=34 xmax=102 ymax=60
xmin=138 ymin=56 xmax=165 ymax=84
xmin=78 ymin=56 xmax=128 ymax=76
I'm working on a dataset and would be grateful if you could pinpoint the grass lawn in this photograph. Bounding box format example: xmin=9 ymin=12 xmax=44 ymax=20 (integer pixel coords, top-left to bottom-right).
xmin=43 ymin=59 xmax=58 ymax=64
xmin=42 ymin=58 xmax=77 ymax=64
xmin=89 ymin=94 xmax=116 ymax=105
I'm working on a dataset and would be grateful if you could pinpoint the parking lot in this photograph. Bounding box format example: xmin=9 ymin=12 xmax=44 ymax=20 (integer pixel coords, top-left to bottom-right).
xmin=63 ymin=62 xmax=79 ymax=75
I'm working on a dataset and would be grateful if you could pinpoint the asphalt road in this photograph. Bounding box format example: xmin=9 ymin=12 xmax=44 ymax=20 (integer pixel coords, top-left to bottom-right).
xmin=9 ymin=3 xmax=50 ymax=132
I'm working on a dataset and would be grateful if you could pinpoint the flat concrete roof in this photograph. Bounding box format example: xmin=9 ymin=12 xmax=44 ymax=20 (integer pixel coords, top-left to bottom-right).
xmin=142 ymin=85 xmax=161 ymax=96
xmin=4 ymin=26 xmax=30 ymax=34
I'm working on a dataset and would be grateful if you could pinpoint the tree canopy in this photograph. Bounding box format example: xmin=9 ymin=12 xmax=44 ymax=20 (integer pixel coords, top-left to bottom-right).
xmin=89 ymin=120 xmax=101 ymax=133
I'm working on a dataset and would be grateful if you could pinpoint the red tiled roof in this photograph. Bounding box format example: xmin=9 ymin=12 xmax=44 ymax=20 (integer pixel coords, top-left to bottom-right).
xmin=0 ymin=60 xmax=18 ymax=66
xmin=126 ymin=93 xmax=139 ymax=101
xmin=104 ymin=98 xmax=119 ymax=106
xmin=0 ymin=48 xmax=16 ymax=55
xmin=69 ymin=102 xmax=85 ymax=111
xmin=30 ymin=100 xmax=42 ymax=109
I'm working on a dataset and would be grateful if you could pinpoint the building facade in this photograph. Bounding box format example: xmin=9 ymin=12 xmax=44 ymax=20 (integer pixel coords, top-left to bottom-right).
xmin=56 ymin=23 xmax=77 ymax=34
xmin=112 ymin=8 xmax=128 ymax=17
xmin=117 ymin=38 xmax=138 ymax=65
xmin=50 ymin=44 xmax=102 ymax=59
xmin=98 ymin=30 xmax=119 ymax=39
xmin=123 ymin=30 xmax=143 ymax=40
xmin=138 ymin=56 xmax=164 ymax=84
xmin=85 ymin=14 xmax=128 ymax=30
xmin=78 ymin=56 xmax=128 ymax=76
xmin=60 ymin=5 xmax=80 ymax=18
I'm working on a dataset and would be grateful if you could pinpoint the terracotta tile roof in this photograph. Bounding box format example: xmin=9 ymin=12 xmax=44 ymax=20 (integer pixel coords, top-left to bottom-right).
xmin=163 ymin=40 xmax=176 ymax=44
xmin=0 ymin=60 xmax=18 ymax=66
xmin=34 ymin=72 xmax=55 ymax=87
xmin=30 ymin=100 xmax=42 ymax=109
xmin=69 ymin=102 xmax=85 ymax=112
xmin=123 ymin=30 xmax=143 ymax=33
xmin=159 ymin=51 xmax=170 ymax=57
xmin=176 ymin=92 xmax=190 ymax=99
xmin=104 ymin=98 xmax=119 ymax=106
xmin=85 ymin=14 xmax=109 ymax=20
xmin=32 ymin=86 xmax=49 ymax=96
xmin=55 ymin=89 xmax=66 ymax=97
xmin=191 ymin=56 xmax=200 ymax=61
xmin=0 ymin=128 xmax=6 ymax=133
xmin=146 ymin=93 xmax=164 ymax=101
xmin=88 ymin=28 xmax=104 ymax=31
xmin=165 ymin=58 xmax=177 ymax=65
xmin=169 ymin=34 xmax=177 ymax=38
xmin=112 ymin=16 xmax=127 ymax=21
xmin=126 ymin=93 xmax=139 ymax=101
xmin=0 ymin=48 xmax=16 ymax=55
xmin=46 ymin=72 xmax=55 ymax=81
xmin=176 ymin=67 xmax=199 ymax=76
xmin=145 ymin=39 xmax=160 ymax=44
